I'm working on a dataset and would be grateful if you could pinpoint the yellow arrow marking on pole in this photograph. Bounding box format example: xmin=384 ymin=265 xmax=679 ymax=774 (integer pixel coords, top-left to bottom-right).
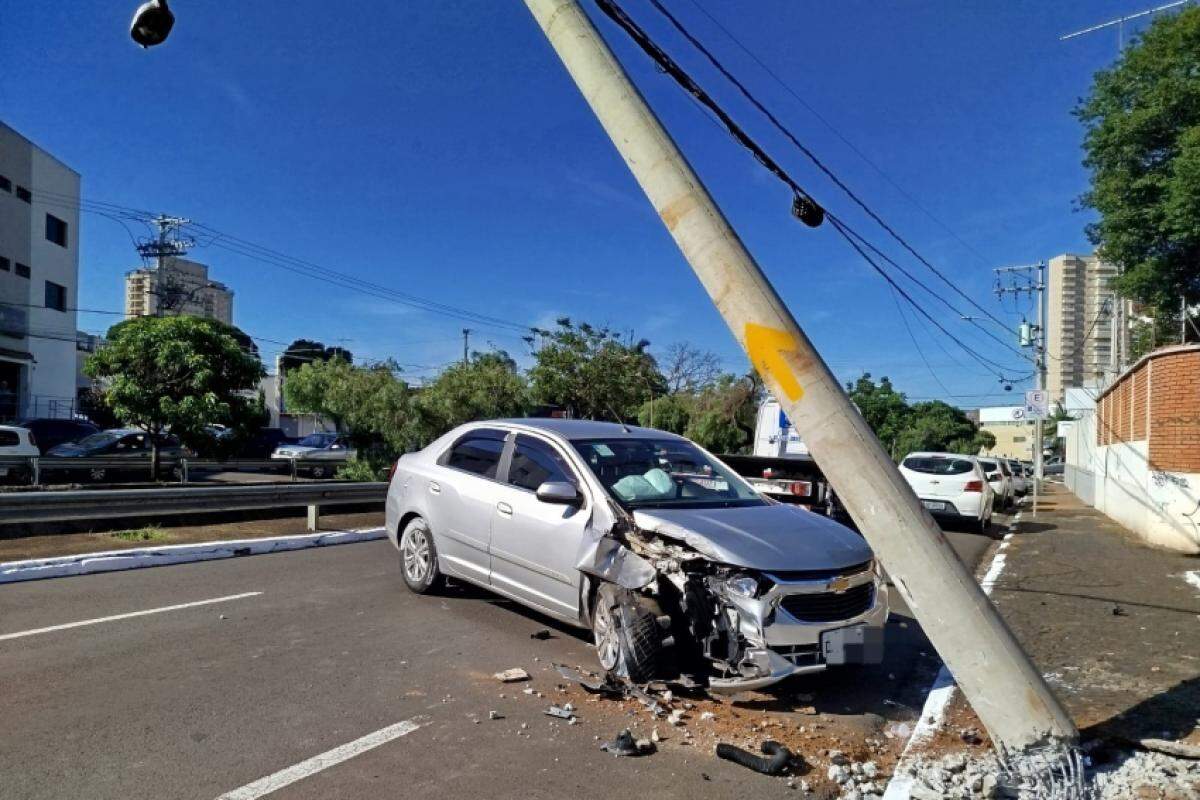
xmin=744 ymin=322 xmax=804 ymax=402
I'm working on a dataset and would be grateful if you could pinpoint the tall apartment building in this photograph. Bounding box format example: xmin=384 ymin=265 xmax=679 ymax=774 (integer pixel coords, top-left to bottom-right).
xmin=124 ymin=257 xmax=233 ymax=324
xmin=0 ymin=122 xmax=81 ymax=421
xmin=1046 ymin=253 xmax=1131 ymax=401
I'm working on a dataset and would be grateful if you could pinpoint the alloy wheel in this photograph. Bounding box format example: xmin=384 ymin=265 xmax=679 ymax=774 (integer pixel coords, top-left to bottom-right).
xmin=402 ymin=526 xmax=431 ymax=584
xmin=593 ymin=600 xmax=620 ymax=671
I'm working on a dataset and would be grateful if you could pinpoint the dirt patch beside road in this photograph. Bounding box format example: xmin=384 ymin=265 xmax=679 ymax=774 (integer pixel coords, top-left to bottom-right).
xmin=0 ymin=510 xmax=384 ymax=562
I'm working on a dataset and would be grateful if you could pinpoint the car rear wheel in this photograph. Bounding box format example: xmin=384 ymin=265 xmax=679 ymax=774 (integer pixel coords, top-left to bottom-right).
xmin=591 ymin=583 xmax=664 ymax=682
xmin=399 ymin=517 xmax=443 ymax=594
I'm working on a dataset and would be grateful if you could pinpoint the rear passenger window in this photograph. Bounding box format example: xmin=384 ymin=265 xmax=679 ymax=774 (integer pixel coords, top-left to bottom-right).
xmin=0 ymin=431 xmax=19 ymax=447
xmin=445 ymin=435 xmax=505 ymax=478
xmin=508 ymin=435 xmax=577 ymax=492
xmin=902 ymin=457 xmax=974 ymax=475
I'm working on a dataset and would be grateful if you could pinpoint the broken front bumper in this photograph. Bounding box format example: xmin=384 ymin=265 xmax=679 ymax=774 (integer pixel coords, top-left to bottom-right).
xmin=709 ymin=565 xmax=889 ymax=691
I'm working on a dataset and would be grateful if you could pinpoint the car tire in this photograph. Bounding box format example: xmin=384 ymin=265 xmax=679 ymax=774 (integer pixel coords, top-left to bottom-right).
xmin=399 ymin=517 xmax=443 ymax=594
xmin=591 ymin=583 xmax=664 ymax=682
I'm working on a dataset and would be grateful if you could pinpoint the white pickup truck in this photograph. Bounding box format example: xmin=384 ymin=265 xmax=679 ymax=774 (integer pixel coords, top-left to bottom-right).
xmin=719 ymin=397 xmax=835 ymax=513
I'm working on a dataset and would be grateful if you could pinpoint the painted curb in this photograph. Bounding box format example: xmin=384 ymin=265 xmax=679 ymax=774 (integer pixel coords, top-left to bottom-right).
xmin=882 ymin=507 xmax=1023 ymax=799
xmin=0 ymin=527 xmax=387 ymax=585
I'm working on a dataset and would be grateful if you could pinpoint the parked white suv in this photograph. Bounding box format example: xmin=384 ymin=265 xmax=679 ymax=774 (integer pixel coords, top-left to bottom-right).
xmin=899 ymin=452 xmax=993 ymax=533
xmin=0 ymin=424 xmax=39 ymax=484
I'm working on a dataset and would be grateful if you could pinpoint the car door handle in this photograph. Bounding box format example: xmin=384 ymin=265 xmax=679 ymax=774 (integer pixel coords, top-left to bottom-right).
xmin=497 ymin=501 xmax=513 ymax=517
xmin=429 ymin=481 xmax=441 ymax=495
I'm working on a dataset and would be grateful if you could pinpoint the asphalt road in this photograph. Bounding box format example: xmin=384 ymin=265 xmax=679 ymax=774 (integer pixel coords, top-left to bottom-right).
xmin=0 ymin=516 xmax=1003 ymax=800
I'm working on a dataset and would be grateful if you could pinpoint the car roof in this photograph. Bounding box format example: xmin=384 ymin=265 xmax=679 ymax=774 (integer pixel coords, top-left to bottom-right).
xmin=490 ymin=417 xmax=686 ymax=442
xmin=0 ymin=424 xmax=29 ymax=433
xmin=903 ymin=452 xmax=977 ymax=460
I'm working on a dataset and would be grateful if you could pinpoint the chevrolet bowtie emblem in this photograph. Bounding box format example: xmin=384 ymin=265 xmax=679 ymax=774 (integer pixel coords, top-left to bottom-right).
xmin=829 ymin=575 xmax=851 ymax=594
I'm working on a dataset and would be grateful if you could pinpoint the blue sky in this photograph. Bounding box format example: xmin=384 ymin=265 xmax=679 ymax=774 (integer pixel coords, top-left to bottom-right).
xmin=0 ymin=1 xmax=1156 ymax=405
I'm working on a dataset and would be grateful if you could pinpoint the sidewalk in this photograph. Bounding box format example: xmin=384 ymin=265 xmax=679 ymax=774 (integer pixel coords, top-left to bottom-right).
xmin=895 ymin=483 xmax=1200 ymax=798
xmin=994 ymin=483 xmax=1199 ymax=747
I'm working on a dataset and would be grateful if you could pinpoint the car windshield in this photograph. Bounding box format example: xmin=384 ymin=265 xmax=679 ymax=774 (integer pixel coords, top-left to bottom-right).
xmin=571 ymin=437 xmax=763 ymax=510
xmin=297 ymin=433 xmax=336 ymax=448
xmin=902 ymin=456 xmax=974 ymax=475
xmin=73 ymin=432 xmax=121 ymax=450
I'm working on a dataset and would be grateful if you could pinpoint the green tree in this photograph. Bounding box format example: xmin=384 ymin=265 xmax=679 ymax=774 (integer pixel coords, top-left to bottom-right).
xmin=683 ymin=373 xmax=761 ymax=454
xmin=1076 ymin=7 xmax=1200 ymax=319
xmin=637 ymin=392 xmax=693 ymax=435
xmin=846 ymin=374 xmax=910 ymax=452
xmin=283 ymin=359 xmax=415 ymax=470
xmin=85 ymin=316 xmax=265 ymax=478
xmin=896 ymin=401 xmax=992 ymax=457
xmin=279 ymin=339 xmax=353 ymax=373
xmin=415 ymin=351 xmax=529 ymax=440
xmin=529 ymin=319 xmax=666 ymax=421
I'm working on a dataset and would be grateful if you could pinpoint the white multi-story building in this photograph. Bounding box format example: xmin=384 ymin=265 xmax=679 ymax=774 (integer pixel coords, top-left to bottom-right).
xmin=125 ymin=257 xmax=233 ymax=324
xmin=0 ymin=122 xmax=80 ymax=421
xmin=1046 ymin=253 xmax=1133 ymax=401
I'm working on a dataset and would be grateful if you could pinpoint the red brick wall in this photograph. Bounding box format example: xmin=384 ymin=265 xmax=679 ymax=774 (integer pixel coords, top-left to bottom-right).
xmin=1098 ymin=346 xmax=1200 ymax=472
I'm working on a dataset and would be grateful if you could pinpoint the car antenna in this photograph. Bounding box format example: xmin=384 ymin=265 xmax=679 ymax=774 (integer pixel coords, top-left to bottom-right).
xmin=604 ymin=403 xmax=631 ymax=433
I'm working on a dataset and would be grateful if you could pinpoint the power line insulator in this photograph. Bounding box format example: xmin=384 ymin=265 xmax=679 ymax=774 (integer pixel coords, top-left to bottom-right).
xmin=791 ymin=194 xmax=825 ymax=228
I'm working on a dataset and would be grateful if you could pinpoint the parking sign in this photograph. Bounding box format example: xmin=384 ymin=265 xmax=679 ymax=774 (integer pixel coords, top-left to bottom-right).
xmin=1024 ymin=389 xmax=1049 ymax=419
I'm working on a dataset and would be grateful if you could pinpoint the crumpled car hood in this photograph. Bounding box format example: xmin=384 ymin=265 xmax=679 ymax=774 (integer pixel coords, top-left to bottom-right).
xmin=631 ymin=503 xmax=872 ymax=571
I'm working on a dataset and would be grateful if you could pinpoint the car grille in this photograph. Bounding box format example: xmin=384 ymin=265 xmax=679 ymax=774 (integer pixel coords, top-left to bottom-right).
xmin=779 ymin=583 xmax=874 ymax=622
xmin=773 ymin=643 xmax=821 ymax=667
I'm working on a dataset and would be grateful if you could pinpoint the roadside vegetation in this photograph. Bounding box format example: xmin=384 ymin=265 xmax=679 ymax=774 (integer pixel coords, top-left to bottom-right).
xmin=1076 ymin=5 xmax=1200 ymax=358
xmin=107 ymin=526 xmax=168 ymax=542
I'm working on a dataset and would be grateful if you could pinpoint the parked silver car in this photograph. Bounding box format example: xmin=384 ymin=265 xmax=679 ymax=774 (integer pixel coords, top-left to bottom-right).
xmin=271 ymin=432 xmax=354 ymax=478
xmin=385 ymin=419 xmax=887 ymax=691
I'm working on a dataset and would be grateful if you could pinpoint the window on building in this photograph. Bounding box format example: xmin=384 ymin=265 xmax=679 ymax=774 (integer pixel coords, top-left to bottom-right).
xmin=45 ymin=281 xmax=67 ymax=312
xmin=0 ymin=175 xmax=11 ymax=192
xmin=0 ymin=257 xmax=9 ymax=272
xmin=45 ymin=214 xmax=68 ymax=247
xmin=15 ymin=186 xmax=31 ymax=203
xmin=15 ymin=263 xmax=30 ymax=279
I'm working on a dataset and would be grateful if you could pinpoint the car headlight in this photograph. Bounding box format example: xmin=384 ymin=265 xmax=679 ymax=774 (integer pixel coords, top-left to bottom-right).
xmin=725 ymin=573 xmax=759 ymax=598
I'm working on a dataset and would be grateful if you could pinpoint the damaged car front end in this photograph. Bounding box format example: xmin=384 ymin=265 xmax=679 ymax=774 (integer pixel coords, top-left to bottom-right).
xmin=572 ymin=436 xmax=888 ymax=692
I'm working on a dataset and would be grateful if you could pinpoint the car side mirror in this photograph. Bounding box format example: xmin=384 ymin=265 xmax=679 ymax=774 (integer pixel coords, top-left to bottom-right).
xmin=536 ymin=481 xmax=581 ymax=506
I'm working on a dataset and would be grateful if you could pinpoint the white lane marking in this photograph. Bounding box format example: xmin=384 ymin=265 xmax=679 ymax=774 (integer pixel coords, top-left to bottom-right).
xmin=0 ymin=592 xmax=262 ymax=642
xmin=882 ymin=533 xmax=1016 ymax=799
xmin=216 ymin=719 xmax=424 ymax=800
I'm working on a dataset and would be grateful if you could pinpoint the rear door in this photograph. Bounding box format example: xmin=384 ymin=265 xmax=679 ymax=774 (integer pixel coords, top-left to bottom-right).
xmin=426 ymin=429 xmax=508 ymax=585
xmin=489 ymin=433 xmax=588 ymax=619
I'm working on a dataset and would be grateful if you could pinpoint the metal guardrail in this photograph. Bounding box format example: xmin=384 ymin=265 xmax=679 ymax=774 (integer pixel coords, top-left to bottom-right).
xmin=0 ymin=456 xmax=350 ymax=485
xmin=0 ymin=481 xmax=388 ymax=527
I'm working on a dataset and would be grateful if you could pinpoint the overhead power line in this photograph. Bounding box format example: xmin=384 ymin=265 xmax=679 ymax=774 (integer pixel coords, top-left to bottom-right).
xmin=590 ymin=0 xmax=1031 ymax=382
xmin=639 ymin=0 xmax=1019 ymax=339
xmin=676 ymin=0 xmax=999 ymax=271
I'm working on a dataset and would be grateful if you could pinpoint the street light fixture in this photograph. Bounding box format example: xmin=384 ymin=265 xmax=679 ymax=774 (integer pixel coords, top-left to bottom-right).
xmin=130 ymin=0 xmax=174 ymax=48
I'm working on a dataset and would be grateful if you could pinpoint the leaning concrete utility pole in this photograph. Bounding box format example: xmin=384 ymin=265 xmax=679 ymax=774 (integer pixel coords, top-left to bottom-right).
xmin=522 ymin=0 xmax=1077 ymax=755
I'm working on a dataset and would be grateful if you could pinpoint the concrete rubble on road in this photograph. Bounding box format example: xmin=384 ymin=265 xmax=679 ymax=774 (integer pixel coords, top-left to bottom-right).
xmin=493 ymin=668 xmax=530 ymax=683
xmin=896 ymin=747 xmax=1200 ymax=799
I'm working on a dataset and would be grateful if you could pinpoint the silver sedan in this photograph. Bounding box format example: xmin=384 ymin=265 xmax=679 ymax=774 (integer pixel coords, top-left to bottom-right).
xmin=385 ymin=418 xmax=887 ymax=690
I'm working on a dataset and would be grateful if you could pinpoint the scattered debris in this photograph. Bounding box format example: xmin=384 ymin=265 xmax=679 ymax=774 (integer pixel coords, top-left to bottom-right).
xmin=554 ymin=663 xmax=623 ymax=696
xmin=1111 ymin=605 xmax=1128 ymax=617
xmin=600 ymin=729 xmax=655 ymax=757
xmin=960 ymin=727 xmax=984 ymax=746
xmin=716 ymin=741 xmax=794 ymax=776
xmin=494 ymin=667 xmax=530 ymax=683
xmin=488 ymin=710 xmax=503 ymax=720
xmin=545 ymin=704 xmax=575 ymax=721
xmin=667 ymin=708 xmax=685 ymax=726
xmin=530 ymin=628 xmax=553 ymax=640
xmin=699 ymin=711 xmax=716 ymax=722
xmin=1137 ymin=737 xmax=1200 ymax=760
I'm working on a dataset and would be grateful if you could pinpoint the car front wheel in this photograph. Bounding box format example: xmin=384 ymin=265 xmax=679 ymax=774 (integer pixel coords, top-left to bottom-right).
xmin=399 ymin=517 xmax=443 ymax=594
xmin=591 ymin=583 xmax=664 ymax=682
